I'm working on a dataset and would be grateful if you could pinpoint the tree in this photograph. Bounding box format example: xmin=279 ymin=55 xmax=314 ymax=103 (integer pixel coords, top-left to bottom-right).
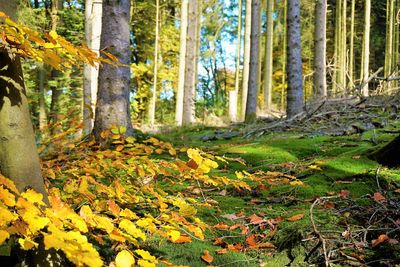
xmin=348 ymin=0 xmax=356 ymax=89
xmin=229 ymin=0 xmax=242 ymax=122
xmin=93 ymin=0 xmax=134 ymax=140
xmin=313 ymin=0 xmax=327 ymax=100
xmin=286 ymin=0 xmax=304 ymax=118
xmin=263 ymin=0 xmax=274 ymax=110
xmin=241 ymin=0 xmax=251 ymax=121
xmin=360 ymin=0 xmax=371 ymax=96
xmin=0 ymin=0 xmax=48 ymax=199
xmin=148 ymin=0 xmax=160 ymax=127
xmin=175 ymin=0 xmax=188 ymax=126
xmin=245 ymin=0 xmax=260 ymax=122
xmin=182 ymin=0 xmax=200 ymax=125
xmin=83 ymin=0 xmax=102 ymax=135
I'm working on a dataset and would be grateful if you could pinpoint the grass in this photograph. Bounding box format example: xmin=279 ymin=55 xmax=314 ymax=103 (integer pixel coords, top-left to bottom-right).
xmin=150 ymin=126 xmax=400 ymax=266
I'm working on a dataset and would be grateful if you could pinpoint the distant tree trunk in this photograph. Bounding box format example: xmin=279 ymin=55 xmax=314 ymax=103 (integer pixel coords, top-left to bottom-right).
xmin=348 ymin=0 xmax=355 ymax=89
xmin=93 ymin=0 xmax=134 ymax=140
xmin=37 ymin=63 xmax=47 ymax=131
xmin=360 ymin=0 xmax=371 ymax=97
xmin=263 ymin=0 xmax=274 ymax=110
xmin=384 ymin=0 xmax=394 ymax=93
xmin=286 ymin=0 xmax=303 ymax=118
xmin=340 ymin=0 xmax=347 ymax=95
xmin=281 ymin=0 xmax=287 ymax=110
xmin=241 ymin=0 xmax=252 ymax=121
xmin=245 ymin=0 xmax=260 ymax=122
xmin=149 ymin=0 xmax=160 ymax=127
xmin=182 ymin=0 xmax=200 ymax=125
xmin=229 ymin=0 xmax=242 ymax=122
xmin=313 ymin=0 xmax=327 ymax=100
xmin=175 ymin=0 xmax=188 ymax=126
xmin=0 ymin=1 xmax=47 ymax=198
xmin=83 ymin=0 xmax=102 ymax=135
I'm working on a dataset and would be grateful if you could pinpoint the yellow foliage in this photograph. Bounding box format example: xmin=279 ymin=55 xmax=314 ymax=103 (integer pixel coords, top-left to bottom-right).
xmin=116 ymin=250 xmax=135 ymax=267
xmin=0 ymin=230 xmax=10 ymax=245
xmin=119 ymin=219 xmax=146 ymax=241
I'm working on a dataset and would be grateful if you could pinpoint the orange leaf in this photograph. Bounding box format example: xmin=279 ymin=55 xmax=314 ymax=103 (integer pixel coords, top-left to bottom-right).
xmin=287 ymin=214 xmax=304 ymax=222
xmin=339 ymin=190 xmax=350 ymax=198
xmin=214 ymin=222 xmax=229 ymax=230
xmin=372 ymin=234 xmax=389 ymax=247
xmin=255 ymin=242 xmax=275 ymax=249
xmin=172 ymin=235 xmax=192 ymax=244
xmin=201 ymin=250 xmax=214 ymax=264
xmin=215 ymin=248 xmax=228 ymax=254
xmin=373 ymin=192 xmax=386 ymax=202
xmin=246 ymin=235 xmax=257 ymax=247
xmin=187 ymin=159 xmax=198 ymax=169
xmin=249 ymin=214 xmax=264 ymax=225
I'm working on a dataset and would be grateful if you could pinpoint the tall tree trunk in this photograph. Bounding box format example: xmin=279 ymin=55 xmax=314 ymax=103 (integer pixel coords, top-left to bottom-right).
xmin=360 ymin=0 xmax=371 ymax=97
xmin=93 ymin=0 xmax=134 ymax=140
xmin=241 ymin=0 xmax=252 ymax=121
xmin=340 ymin=0 xmax=347 ymax=95
xmin=263 ymin=0 xmax=274 ymax=110
xmin=37 ymin=63 xmax=47 ymax=131
xmin=348 ymin=0 xmax=355 ymax=89
xmin=149 ymin=0 xmax=160 ymax=127
xmin=0 ymin=1 xmax=47 ymax=198
xmin=182 ymin=0 xmax=200 ymax=125
xmin=245 ymin=0 xmax=260 ymax=122
xmin=229 ymin=0 xmax=242 ymax=123
xmin=175 ymin=0 xmax=188 ymax=126
xmin=313 ymin=0 xmax=327 ymax=100
xmin=83 ymin=0 xmax=102 ymax=135
xmin=385 ymin=0 xmax=394 ymax=93
xmin=281 ymin=0 xmax=287 ymax=110
xmin=286 ymin=0 xmax=304 ymax=118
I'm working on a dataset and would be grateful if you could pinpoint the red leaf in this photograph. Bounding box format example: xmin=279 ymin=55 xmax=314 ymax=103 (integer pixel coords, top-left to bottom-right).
xmin=339 ymin=190 xmax=350 ymax=198
xmin=373 ymin=192 xmax=386 ymax=202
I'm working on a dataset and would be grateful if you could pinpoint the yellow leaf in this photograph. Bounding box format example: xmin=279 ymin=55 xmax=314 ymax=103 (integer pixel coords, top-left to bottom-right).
xmin=0 ymin=206 xmax=17 ymax=227
xmin=178 ymin=203 xmax=197 ymax=217
xmin=135 ymin=249 xmax=157 ymax=262
xmin=0 ymin=186 xmax=15 ymax=206
xmin=290 ymin=180 xmax=304 ymax=186
xmin=120 ymin=209 xmax=138 ymax=220
xmin=18 ymin=238 xmax=38 ymax=250
xmin=126 ymin=136 xmax=136 ymax=144
xmin=119 ymin=219 xmax=146 ymax=241
xmin=21 ymin=189 xmax=46 ymax=206
xmin=0 ymin=230 xmax=10 ymax=245
xmin=167 ymin=230 xmax=181 ymax=242
xmin=137 ymin=259 xmax=157 ymax=267
xmin=235 ymin=171 xmax=245 ymax=179
xmin=115 ymin=250 xmax=135 ymax=267
xmin=21 ymin=211 xmax=50 ymax=233
xmin=0 ymin=175 xmax=19 ymax=194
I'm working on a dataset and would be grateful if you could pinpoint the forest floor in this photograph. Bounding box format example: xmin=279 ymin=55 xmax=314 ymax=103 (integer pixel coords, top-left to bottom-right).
xmin=151 ymin=97 xmax=400 ymax=266
xmin=34 ymin=96 xmax=400 ymax=267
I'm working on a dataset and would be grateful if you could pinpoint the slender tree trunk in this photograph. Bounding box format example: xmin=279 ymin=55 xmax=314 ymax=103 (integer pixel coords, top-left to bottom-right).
xmin=332 ymin=0 xmax=341 ymax=95
xmin=361 ymin=0 xmax=371 ymax=96
xmin=182 ymin=0 xmax=200 ymax=125
xmin=245 ymin=0 xmax=260 ymax=122
xmin=149 ymin=0 xmax=160 ymax=127
xmin=83 ymin=0 xmax=102 ymax=135
xmin=263 ymin=0 xmax=274 ymax=110
xmin=175 ymin=0 xmax=188 ymax=126
xmin=385 ymin=0 xmax=394 ymax=93
xmin=0 ymin=1 xmax=47 ymax=198
xmin=313 ymin=0 xmax=327 ymax=100
xmin=340 ymin=0 xmax=347 ymax=95
xmin=37 ymin=63 xmax=47 ymax=131
xmin=241 ymin=0 xmax=252 ymax=121
xmin=286 ymin=0 xmax=304 ymax=118
xmin=281 ymin=0 xmax=287 ymax=110
xmin=93 ymin=0 xmax=134 ymax=140
xmin=229 ymin=0 xmax=242 ymax=122
xmin=349 ymin=0 xmax=355 ymax=89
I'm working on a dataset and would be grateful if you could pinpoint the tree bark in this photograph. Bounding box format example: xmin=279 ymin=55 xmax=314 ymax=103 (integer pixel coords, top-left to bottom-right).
xmin=348 ymin=0 xmax=355 ymax=88
xmin=175 ymin=0 xmax=188 ymax=126
xmin=93 ymin=0 xmax=134 ymax=140
xmin=286 ymin=0 xmax=304 ymax=118
xmin=182 ymin=0 xmax=200 ymax=125
xmin=245 ymin=0 xmax=260 ymax=122
xmin=360 ymin=0 xmax=371 ymax=96
xmin=241 ymin=0 xmax=252 ymax=121
xmin=0 ymin=1 xmax=47 ymax=198
xmin=83 ymin=0 xmax=102 ymax=135
xmin=229 ymin=0 xmax=242 ymax=123
xmin=263 ymin=0 xmax=274 ymax=110
xmin=313 ymin=0 xmax=327 ymax=100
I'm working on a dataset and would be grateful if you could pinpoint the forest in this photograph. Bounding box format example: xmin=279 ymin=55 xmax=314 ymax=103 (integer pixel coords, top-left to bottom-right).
xmin=1 ymin=0 xmax=400 ymax=266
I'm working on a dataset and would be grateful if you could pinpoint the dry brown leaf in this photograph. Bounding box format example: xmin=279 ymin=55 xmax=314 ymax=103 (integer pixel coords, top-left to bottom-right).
xmin=249 ymin=214 xmax=264 ymax=225
xmin=246 ymin=235 xmax=257 ymax=247
xmin=201 ymin=250 xmax=214 ymax=264
xmin=287 ymin=214 xmax=304 ymax=222
xmin=172 ymin=235 xmax=192 ymax=243
xmin=373 ymin=192 xmax=386 ymax=202
xmin=372 ymin=234 xmax=389 ymax=247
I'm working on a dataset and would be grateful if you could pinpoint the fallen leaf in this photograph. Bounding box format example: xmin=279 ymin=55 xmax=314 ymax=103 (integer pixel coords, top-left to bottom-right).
xmin=249 ymin=214 xmax=264 ymax=225
xmin=219 ymin=189 xmax=227 ymax=196
xmin=323 ymin=201 xmax=335 ymax=209
xmin=201 ymin=250 xmax=213 ymax=264
xmin=246 ymin=235 xmax=257 ymax=247
xmin=373 ymin=192 xmax=386 ymax=202
xmin=172 ymin=235 xmax=192 ymax=243
xmin=215 ymin=248 xmax=228 ymax=254
xmin=287 ymin=214 xmax=304 ymax=222
xmin=339 ymin=190 xmax=350 ymax=198
xmin=255 ymin=242 xmax=275 ymax=249
xmin=214 ymin=222 xmax=229 ymax=230
xmin=372 ymin=234 xmax=389 ymax=247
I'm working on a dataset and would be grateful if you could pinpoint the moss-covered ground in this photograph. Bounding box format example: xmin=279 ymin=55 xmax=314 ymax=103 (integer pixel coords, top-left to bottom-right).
xmin=150 ymin=126 xmax=400 ymax=266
